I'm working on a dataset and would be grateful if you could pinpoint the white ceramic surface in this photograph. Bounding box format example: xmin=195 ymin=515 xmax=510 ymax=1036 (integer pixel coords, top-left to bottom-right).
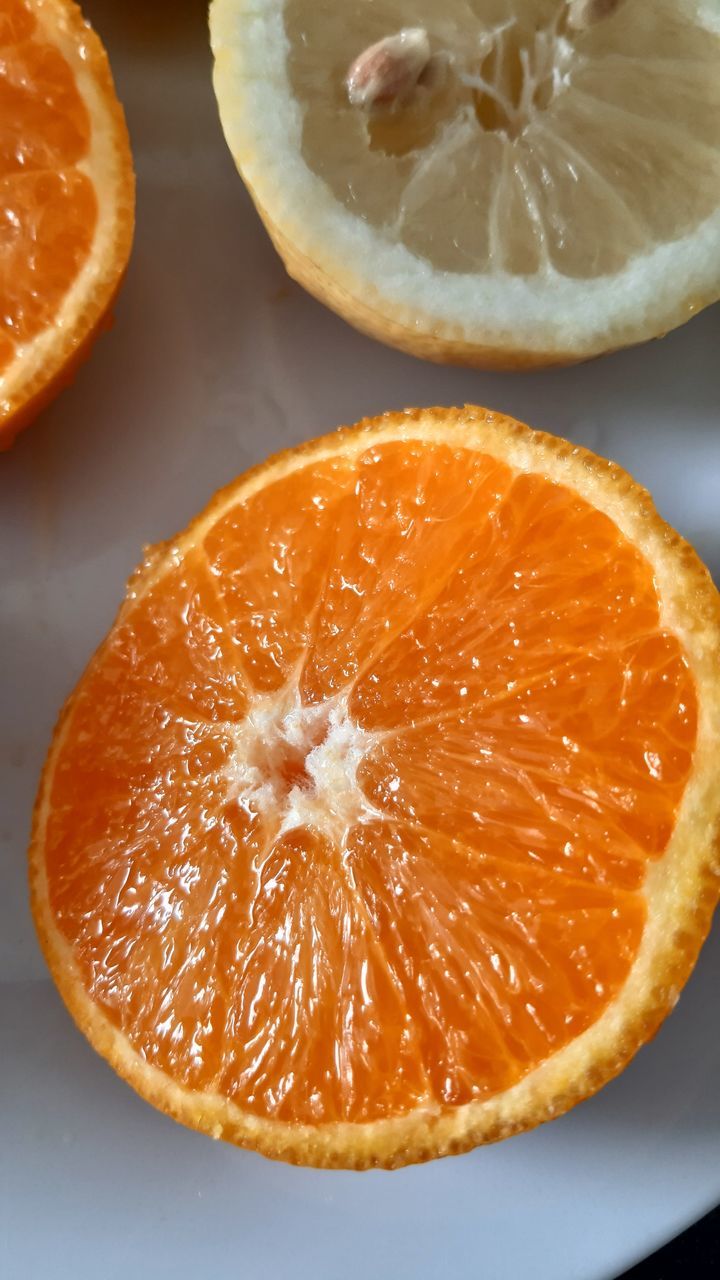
xmin=1 ymin=3 xmax=719 ymax=1277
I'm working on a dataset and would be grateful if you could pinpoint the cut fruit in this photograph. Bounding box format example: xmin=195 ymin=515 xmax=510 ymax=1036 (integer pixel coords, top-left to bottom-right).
xmin=30 ymin=407 xmax=720 ymax=1169
xmin=210 ymin=0 xmax=720 ymax=368
xmin=0 ymin=0 xmax=134 ymax=447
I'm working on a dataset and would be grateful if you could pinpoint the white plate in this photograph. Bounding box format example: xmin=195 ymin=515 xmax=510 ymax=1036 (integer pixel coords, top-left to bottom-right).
xmin=2 ymin=4 xmax=719 ymax=1277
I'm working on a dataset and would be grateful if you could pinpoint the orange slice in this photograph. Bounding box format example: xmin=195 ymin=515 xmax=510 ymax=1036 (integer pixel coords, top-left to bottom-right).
xmin=30 ymin=408 xmax=720 ymax=1168
xmin=0 ymin=0 xmax=134 ymax=447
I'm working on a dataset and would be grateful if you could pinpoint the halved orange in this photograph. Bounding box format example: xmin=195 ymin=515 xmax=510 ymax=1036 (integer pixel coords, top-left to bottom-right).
xmin=0 ymin=0 xmax=134 ymax=447
xmin=30 ymin=408 xmax=720 ymax=1168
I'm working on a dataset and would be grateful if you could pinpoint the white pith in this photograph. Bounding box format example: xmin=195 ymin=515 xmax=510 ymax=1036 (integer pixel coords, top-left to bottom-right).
xmin=455 ymin=21 xmax=575 ymax=138
xmin=225 ymin=685 xmax=380 ymax=843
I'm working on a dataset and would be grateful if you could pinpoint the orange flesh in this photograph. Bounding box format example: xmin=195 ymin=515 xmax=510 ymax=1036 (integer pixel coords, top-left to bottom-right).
xmin=0 ymin=0 xmax=97 ymax=374
xmin=43 ymin=442 xmax=697 ymax=1124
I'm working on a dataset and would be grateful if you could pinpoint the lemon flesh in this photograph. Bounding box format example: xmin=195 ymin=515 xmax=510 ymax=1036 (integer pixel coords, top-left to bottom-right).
xmin=287 ymin=0 xmax=720 ymax=278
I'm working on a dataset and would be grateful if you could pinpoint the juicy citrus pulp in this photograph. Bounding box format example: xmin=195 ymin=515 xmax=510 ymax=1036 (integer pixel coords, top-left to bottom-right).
xmin=31 ymin=409 xmax=720 ymax=1166
xmin=286 ymin=0 xmax=720 ymax=278
xmin=211 ymin=0 xmax=720 ymax=365
xmin=0 ymin=0 xmax=134 ymax=444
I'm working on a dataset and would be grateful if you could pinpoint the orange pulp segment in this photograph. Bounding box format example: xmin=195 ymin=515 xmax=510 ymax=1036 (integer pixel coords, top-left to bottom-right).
xmin=1 ymin=1 xmax=96 ymax=366
xmin=38 ymin=431 xmax=700 ymax=1128
xmin=0 ymin=0 xmax=133 ymax=441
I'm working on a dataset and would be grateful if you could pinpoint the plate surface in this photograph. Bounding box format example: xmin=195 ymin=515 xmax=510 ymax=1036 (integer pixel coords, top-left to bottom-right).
xmin=1 ymin=4 xmax=719 ymax=1278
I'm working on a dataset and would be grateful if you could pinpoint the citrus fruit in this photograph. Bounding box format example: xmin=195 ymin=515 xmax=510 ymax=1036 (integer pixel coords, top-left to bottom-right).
xmin=0 ymin=0 xmax=134 ymax=447
xmin=210 ymin=0 xmax=720 ymax=368
xmin=30 ymin=407 xmax=720 ymax=1169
